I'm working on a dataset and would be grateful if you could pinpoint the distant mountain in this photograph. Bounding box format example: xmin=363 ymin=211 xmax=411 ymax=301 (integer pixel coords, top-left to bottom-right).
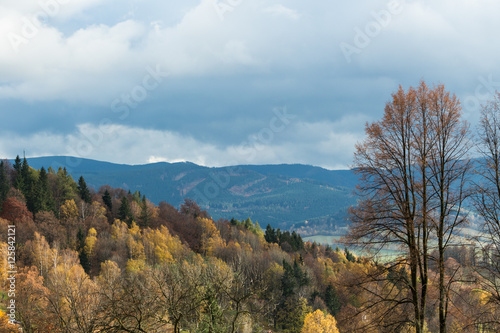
xmin=18 ymin=156 xmax=359 ymax=235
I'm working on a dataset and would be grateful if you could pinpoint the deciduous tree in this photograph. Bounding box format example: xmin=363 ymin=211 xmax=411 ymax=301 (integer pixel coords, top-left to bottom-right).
xmin=347 ymin=81 xmax=471 ymax=333
xmin=473 ymin=91 xmax=500 ymax=330
xmin=302 ymin=309 xmax=340 ymax=333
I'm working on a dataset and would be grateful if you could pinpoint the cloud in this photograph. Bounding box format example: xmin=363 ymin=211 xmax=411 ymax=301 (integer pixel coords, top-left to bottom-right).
xmin=1 ymin=0 xmax=500 ymax=169
xmin=263 ymin=5 xmax=300 ymax=20
xmin=0 ymin=116 xmax=361 ymax=169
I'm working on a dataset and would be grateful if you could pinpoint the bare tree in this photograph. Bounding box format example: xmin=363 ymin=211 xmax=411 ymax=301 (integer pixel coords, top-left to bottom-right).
xmin=473 ymin=92 xmax=500 ymax=330
xmin=347 ymin=81 xmax=472 ymax=333
xmin=425 ymin=84 xmax=472 ymax=333
xmin=347 ymin=82 xmax=429 ymax=333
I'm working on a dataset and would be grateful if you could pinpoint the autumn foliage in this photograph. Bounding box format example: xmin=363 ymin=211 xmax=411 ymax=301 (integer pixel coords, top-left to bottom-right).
xmin=1 ymin=86 xmax=500 ymax=332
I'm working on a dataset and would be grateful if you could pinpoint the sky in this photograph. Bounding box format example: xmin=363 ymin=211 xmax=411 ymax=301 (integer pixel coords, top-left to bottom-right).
xmin=0 ymin=0 xmax=499 ymax=170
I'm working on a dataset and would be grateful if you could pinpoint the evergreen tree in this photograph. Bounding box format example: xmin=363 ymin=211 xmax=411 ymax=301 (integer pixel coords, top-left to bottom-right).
xmin=13 ymin=155 xmax=21 ymax=173
xmin=0 ymin=161 xmax=10 ymax=206
xmin=139 ymin=195 xmax=152 ymax=227
xmin=32 ymin=167 xmax=54 ymax=214
xmin=265 ymin=224 xmax=277 ymax=243
xmin=281 ymin=260 xmax=297 ymax=298
xmin=77 ymin=176 xmax=92 ymax=204
xmin=118 ymin=196 xmax=133 ymax=226
xmin=324 ymin=285 xmax=341 ymax=316
xmin=13 ymin=155 xmax=22 ymax=188
xmin=13 ymin=155 xmax=25 ymax=192
xmin=18 ymin=157 xmax=38 ymax=213
xmin=244 ymin=217 xmax=253 ymax=229
xmin=77 ymin=226 xmax=90 ymax=274
xmin=54 ymin=167 xmax=78 ymax=207
xmin=345 ymin=248 xmax=356 ymax=263
xmin=102 ymin=189 xmax=112 ymax=211
xmin=21 ymin=157 xmax=31 ymax=192
xmin=132 ymin=190 xmax=142 ymax=204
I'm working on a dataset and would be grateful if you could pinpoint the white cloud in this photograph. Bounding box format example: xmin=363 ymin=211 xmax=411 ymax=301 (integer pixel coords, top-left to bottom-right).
xmin=263 ymin=4 xmax=300 ymax=20
xmin=0 ymin=117 xmax=363 ymax=169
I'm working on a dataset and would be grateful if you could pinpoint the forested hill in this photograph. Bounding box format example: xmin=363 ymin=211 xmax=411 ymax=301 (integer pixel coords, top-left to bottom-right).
xmin=21 ymin=156 xmax=359 ymax=235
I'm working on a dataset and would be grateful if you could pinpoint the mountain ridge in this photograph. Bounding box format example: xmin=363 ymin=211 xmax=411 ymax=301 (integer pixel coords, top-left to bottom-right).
xmin=8 ymin=156 xmax=359 ymax=234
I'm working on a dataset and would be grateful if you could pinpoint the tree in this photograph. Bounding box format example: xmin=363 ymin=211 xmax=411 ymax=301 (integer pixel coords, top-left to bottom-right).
xmin=13 ymin=155 xmax=24 ymax=192
xmin=180 ymin=198 xmax=209 ymax=219
xmin=139 ymin=195 xmax=152 ymax=227
xmin=265 ymin=224 xmax=278 ymax=243
xmin=150 ymin=259 xmax=206 ymax=333
xmin=52 ymin=167 xmax=77 ymax=210
xmin=347 ymin=83 xmax=428 ymax=332
xmin=302 ymin=309 xmax=339 ymax=333
xmin=118 ymin=196 xmax=133 ymax=226
xmin=45 ymin=251 xmax=101 ymax=332
xmin=77 ymin=176 xmax=92 ymax=204
xmin=32 ymin=167 xmax=55 ymax=214
xmin=276 ymin=297 xmax=311 ymax=333
xmin=324 ymin=285 xmax=341 ymax=316
xmin=15 ymin=266 xmax=55 ymax=332
xmin=425 ymin=83 xmax=472 ymax=333
xmin=102 ymin=189 xmax=112 ymax=211
xmin=473 ymin=91 xmax=500 ymax=330
xmin=346 ymin=82 xmax=471 ymax=333
xmin=0 ymin=161 xmax=11 ymax=208
xmin=77 ymin=226 xmax=90 ymax=274
xmin=118 ymin=196 xmax=134 ymax=226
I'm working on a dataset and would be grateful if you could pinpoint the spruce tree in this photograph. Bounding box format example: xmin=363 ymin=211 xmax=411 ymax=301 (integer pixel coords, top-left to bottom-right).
xmin=0 ymin=161 xmax=10 ymax=208
xmin=324 ymin=285 xmax=341 ymax=316
xmin=118 ymin=196 xmax=133 ymax=226
xmin=139 ymin=195 xmax=151 ymax=227
xmin=19 ymin=157 xmax=37 ymax=213
xmin=77 ymin=176 xmax=92 ymax=204
xmin=77 ymin=226 xmax=90 ymax=274
xmin=102 ymin=189 xmax=112 ymax=211
xmin=34 ymin=167 xmax=55 ymax=213
xmin=13 ymin=155 xmax=23 ymax=191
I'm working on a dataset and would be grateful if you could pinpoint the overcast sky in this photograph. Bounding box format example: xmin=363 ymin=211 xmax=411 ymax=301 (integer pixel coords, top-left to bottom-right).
xmin=1 ymin=0 xmax=499 ymax=169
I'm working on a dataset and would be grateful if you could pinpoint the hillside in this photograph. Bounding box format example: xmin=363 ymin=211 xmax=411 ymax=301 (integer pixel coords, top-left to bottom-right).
xmin=22 ymin=156 xmax=359 ymax=235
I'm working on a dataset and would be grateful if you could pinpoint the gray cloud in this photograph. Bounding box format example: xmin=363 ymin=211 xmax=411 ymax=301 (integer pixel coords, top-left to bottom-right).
xmin=1 ymin=0 xmax=500 ymax=168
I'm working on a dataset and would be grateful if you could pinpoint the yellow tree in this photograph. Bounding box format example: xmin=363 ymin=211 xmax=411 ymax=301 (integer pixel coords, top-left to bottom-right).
xmin=84 ymin=227 xmax=97 ymax=257
xmin=45 ymin=250 xmax=100 ymax=332
xmin=199 ymin=217 xmax=225 ymax=256
xmin=142 ymin=226 xmax=185 ymax=265
xmin=0 ymin=242 xmax=7 ymax=290
xmin=302 ymin=309 xmax=340 ymax=333
xmin=31 ymin=232 xmax=53 ymax=279
xmin=60 ymin=199 xmax=79 ymax=222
